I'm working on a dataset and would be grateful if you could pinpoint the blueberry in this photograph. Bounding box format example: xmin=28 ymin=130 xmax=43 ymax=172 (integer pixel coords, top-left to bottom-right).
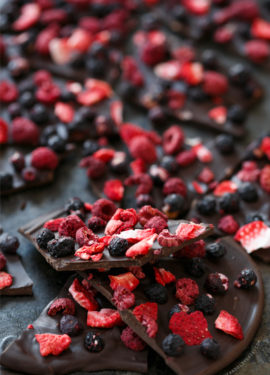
xmin=30 ymin=104 xmax=49 ymax=124
xmin=168 ymin=304 xmax=184 ymax=319
xmin=200 ymin=338 xmax=220 ymax=359
xmin=173 ymin=5 xmax=187 ymax=22
xmin=8 ymin=102 xmax=21 ymax=118
xmin=136 ymin=194 xmax=154 ymax=208
xmin=227 ymin=105 xmax=246 ymax=124
xmin=59 ymin=315 xmax=82 ymax=336
xmin=160 ymin=155 xmax=178 ymax=174
xmin=65 ymin=197 xmax=85 ymax=214
xmin=206 ymin=242 xmax=226 ymax=259
xmin=246 ymin=213 xmax=264 ymax=223
xmin=118 ymin=81 xmax=137 ymax=100
xmin=204 ymin=273 xmax=227 ymax=294
xmin=185 ymin=257 xmax=205 ymax=277
xmin=219 ymin=193 xmax=239 ymax=213
xmin=196 ymin=196 xmax=216 ymax=216
xmin=108 ymin=237 xmax=129 ymax=257
xmin=19 ymin=91 xmax=35 ymax=108
xmin=10 ymin=152 xmax=25 ymax=172
xmin=86 ymin=58 xmax=106 ymax=78
xmin=0 ymin=173 xmax=13 ymax=191
xmin=195 ymin=294 xmax=215 ymax=314
xmin=201 ymin=50 xmax=218 ymax=69
xmin=82 ymin=140 xmax=100 ymax=157
xmin=149 ymin=106 xmax=167 ymax=126
xmin=144 ymin=283 xmax=168 ymax=304
xmin=229 ymin=64 xmax=250 ymax=86
xmin=142 ymin=14 xmax=160 ymax=31
xmin=60 ymin=90 xmax=76 ymax=102
xmin=238 ymin=182 xmax=258 ymax=202
xmin=69 ymin=54 xmax=85 ymax=69
xmin=188 ymin=87 xmax=208 ymax=102
xmin=47 ymin=237 xmax=75 ymax=258
xmin=162 ymin=194 xmax=186 ymax=219
xmin=109 ymin=152 xmax=129 ymax=174
xmin=36 ymin=228 xmax=55 ymax=250
xmin=149 ymin=165 xmax=168 ymax=186
xmin=234 ymin=268 xmax=257 ymax=289
xmin=162 ymin=334 xmax=185 ymax=356
xmin=84 ymin=332 xmax=104 ymax=353
xmin=216 ymin=134 xmax=235 ymax=154
xmin=0 ymin=233 xmax=19 ymax=254
xmin=47 ymin=135 xmax=66 ymax=153
xmin=78 ymin=107 xmax=96 ymax=121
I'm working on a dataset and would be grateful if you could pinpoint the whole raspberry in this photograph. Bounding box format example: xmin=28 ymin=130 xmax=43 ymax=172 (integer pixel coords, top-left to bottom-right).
xmin=138 ymin=205 xmax=167 ymax=226
xmin=236 ymin=161 xmax=260 ymax=182
xmin=144 ymin=216 xmax=168 ymax=234
xmin=34 ymin=70 xmax=52 ymax=86
xmin=58 ymin=215 xmax=85 ymax=238
xmin=163 ymin=178 xmax=187 ymax=197
xmin=75 ymin=226 xmax=99 ymax=246
xmin=112 ymin=286 xmax=135 ymax=310
xmin=218 ymin=215 xmax=239 ymax=234
xmin=129 ymin=135 xmax=157 ymax=164
xmin=31 ymin=147 xmax=59 ymax=170
xmin=120 ymin=327 xmax=146 ymax=351
xmin=244 ymin=40 xmax=270 ymax=63
xmin=0 ymin=81 xmax=18 ymax=103
xmin=79 ymin=156 xmax=106 ymax=179
xmin=11 ymin=117 xmax=39 ymax=145
xmin=140 ymin=41 xmax=166 ymax=66
xmin=260 ymin=165 xmax=270 ymax=193
xmin=87 ymin=216 xmax=107 ymax=232
xmin=91 ymin=199 xmax=117 ymax=222
xmin=36 ymin=81 xmax=60 ymax=104
xmin=47 ymin=298 xmax=76 ymax=316
xmin=163 ymin=125 xmax=185 ymax=155
xmin=0 ymin=251 xmax=7 ymax=270
xmin=203 ymin=71 xmax=228 ymax=96
xmin=176 ymin=149 xmax=197 ymax=166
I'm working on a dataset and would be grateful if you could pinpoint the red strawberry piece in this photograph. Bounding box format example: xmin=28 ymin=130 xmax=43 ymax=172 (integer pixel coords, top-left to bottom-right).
xmin=109 ymin=272 xmax=139 ymax=291
xmin=133 ymin=302 xmax=158 ymax=337
xmin=77 ymin=88 xmax=109 ymax=106
xmin=180 ymin=62 xmax=204 ymax=85
xmin=129 ymin=266 xmax=146 ymax=279
xmin=167 ymin=90 xmax=186 ymax=110
xmin=214 ymin=25 xmax=234 ymax=44
xmin=215 ymin=310 xmax=243 ymax=339
xmin=125 ymin=233 xmax=158 ymax=258
xmin=175 ymin=278 xmax=199 ymax=305
xmin=85 ymin=79 xmax=112 ymax=96
xmin=27 ymin=324 xmax=34 ymax=329
xmin=31 ymin=147 xmax=58 ymax=170
xmin=110 ymin=100 xmax=123 ymax=128
xmin=236 ymin=161 xmax=260 ymax=182
xmin=157 ymin=229 xmax=183 ymax=248
xmin=244 ymin=40 xmax=270 ymax=63
xmin=124 ymin=173 xmax=153 ymax=197
xmin=47 ymin=298 xmax=75 ymax=316
xmin=208 ymin=106 xmax=227 ymax=125
xmin=172 ymin=46 xmax=195 ymax=63
xmin=154 ymin=267 xmax=176 ymax=286
xmin=89 ymin=253 xmax=103 ymax=262
xmin=35 ymin=24 xmax=60 ymax=55
xmin=163 ymin=177 xmax=187 ymax=197
xmin=0 ymin=118 xmax=8 ymax=144
xmin=130 ymin=159 xmax=147 ymax=175
xmin=98 ymin=235 xmax=112 ymax=247
xmin=175 ymin=239 xmax=206 ymax=259
xmin=169 ymin=311 xmax=212 ymax=345
xmin=213 ymin=0 xmax=258 ymax=25
xmin=43 ymin=217 xmax=65 ymax=232
xmin=67 ymin=28 xmax=92 ymax=52
xmin=105 ymin=208 xmax=138 ymax=235
xmin=91 ymin=199 xmax=117 ymax=222
xmin=68 ymin=278 xmax=98 ymax=311
xmin=0 ymin=271 xmax=13 ymax=289
xmin=117 ymin=228 xmax=156 ymax=244
xmin=251 ymin=18 xmax=270 ymax=40
xmin=163 ymin=125 xmax=185 ymax=155
xmin=49 ymin=38 xmax=72 ymax=65
xmin=129 ymin=135 xmax=157 ymax=164
xmin=138 ymin=205 xmax=167 ymax=226
xmin=176 ymin=149 xmax=197 ymax=167
xmin=104 ymin=180 xmax=124 ymax=202
xmin=144 ymin=216 xmax=168 ymax=234
xmin=176 ymin=222 xmax=208 ymax=240
xmin=84 ymin=202 xmax=92 ymax=211
xmin=192 ymin=143 xmax=213 ymax=163
xmin=213 ymin=180 xmax=238 ymax=196
xmin=11 ymin=117 xmax=39 ymax=145
xmin=261 ymin=136 xmax=270 ymax=159
xmin=40 ymin=8 xmax=68 ymax=24
xmin=260 ymin=165 xmax=270 ymax=193
xmin=0 ymin=81 xmax=18 ymax=103
xmin=35 ymin=333 xmax=71 ymax=357
xmin=87 ymin=308 xmax=122 ymax=328
xmin=198 ymin=167 xmax=214 ymax=184
xmin=75 ymin=243 xmax=105 ymax=260
xmin=203 ymin=71 xmax=228 ymax=96
xmin=54 ymin=102 xmax=74 ymax=123
xmin=58 ymin=214 xmax=85 ymax=238
xmin=112 ymin=286 xmax=135 ymax=310
xmin=36 ymin=81 xmax=60 ymax=104
xmin=33 ymin=70 xmax=52 ymax=86
xmin=120 ymin=327 xmax=146 ymax=351
xmin=234 ymin=220 xmax=270 ymax=253
xmin=0 ymin=252 xmax=7 ymax=270
xmin=182 ymin=0 xmax=210 ymax=15
xmin=218 ymin=215 xmax=239 ymax=234
xmin=154 ymin=60 xmax=182 ymax=81
xmin=13 ymin=3 xmax=41 ymax=31
xmin=75 ymin=227 xmax=99 ymax=247
xmin=192 ymin=180 xmax=207 ymax=195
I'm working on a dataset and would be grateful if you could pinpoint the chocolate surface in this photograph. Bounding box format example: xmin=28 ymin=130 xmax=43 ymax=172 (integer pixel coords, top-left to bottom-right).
xmin=0 ymin=275 xmax=148 ymax=374
xmin=84 ymin=237 xmax=264 ymax=375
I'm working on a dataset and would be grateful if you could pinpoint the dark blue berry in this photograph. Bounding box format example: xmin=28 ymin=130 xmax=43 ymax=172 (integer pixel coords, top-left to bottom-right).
xmin=206 ymin=242 xmax=226 ymax=259
xmin=59 ymin=315 xmax=82 ymax=336
xmin=196 ymin=196 xmax=216 ymax=216
xmin=160 ymin=155 xmax=178 ymax=174
xmin=0 ymin=173 xmax=13 ymax=191
xmin=185 ymin=257 xmax=205 ymax=277
xmin=195 ymin=294 xmax=215 ymax=314
xmin=162 ymin=194 xmax=186 ymax=219
xmin=82 ymin=140 xmax=100 ymax=157
xmin=238 ymin=182 xmax=258 ymax=202
xmin=47 ymin=237 xmax=75 ymax=258
xmin=30 ymin=104 xmax=49 ymax=124
xmin=0 ymin=233 xmax=19 ymax=254
xmin=216 ymin=134 xmax=235 ymax=154
xmin=36 ymin=228 xmax=55 ymax=250
xmin=219 ymin=193 xmax=239 ymax=213
xmin=108 ymin=237 xmax=129 ymax=257
xmin=144 ymin=283 xmax=168 ymax=304
xmin=200 ymin=338 xmax=220 ymax=359
xmin=234 ymin=268 xmax=257 ymax=289
xmin=84 ymin=332 xmax=104 ymax=352
xmin=227 ymin=105 xmax=246 ymax=124
xmin=162 ymin=334 xmax=185 ymax=356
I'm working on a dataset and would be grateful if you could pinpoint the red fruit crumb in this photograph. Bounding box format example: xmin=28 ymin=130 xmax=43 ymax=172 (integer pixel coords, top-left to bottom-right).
xmin=58 ymin=214 xmax=85 ymax=238
xmin=125 ymin=174 xmax=153 ymax=197
xmin=31 ymin=147 xmax=58 ymax=170
xmin=0 ymin=271 xmax=13 ymax=290
xmin=176 ymin=149 xmax=197 ymax=167
xmin=0 ymin=252 xmax=7 ymax=270
xmin=87 ymin=308 xmax=122 ymax=328
xmin=80 ymin=156 xmax=106 ymax=179
xmin=218 ymin=215 xmax=239 ymax=234
xmin=260 ymin=165 xmax=270 ymax=193
xmin=47 ymin=298 xmax=76 ymax=316
xmin=75 ymin=243 xmax=105 ymax=260
xmin=11 ymin=117 xmax=39 ymax=145
xmin=68 ymin=278 xmax=98 ymax=311
xmin=208 ymin=106 xmax=227 ymax=125
xmin=198 ymin=167 xmax=215 ymax=184
xmin=75 ymin=226 xmax=99 ymax=246
xmin=163 ymin=177 xmax=187 ymax=197
xmin=192 ymin=143 xmax=213 ymax=163
xmin=0 ymin=81 xmax=18 ymax=103
xmin=112 ymin=285 xmax=136 ymax=310
xmin=213 ymin=180 xmax=238 ymax=196
xmin=27 ymin=324 xmax=34 ymax=329
xmin=215 ymin=310 xmax=244 ymax=340
xmin=130 ymin=158 xmax=146 ymax=175
xmin=104 ymin=179 xmax=124 ymax=201
xmin=169 ymin=311 xmax=212 ymax=346
xmin=261 ymin=136 xmax=270 ymax=159
xmin=133 ymin=302 xmax=158 ymax=337
xmin=43 ymin=217 xmax=65 ymax=232
xmin=92 ymin=148 xmax=115 ymax=163
xmin=35 ymin=333 xmax=71 ymax=356
xmin=138 ymin=205 xmax=167 ymax=226
xmin=105 ymin=208 xmax=138 ymax=235
xmin=175 ymin=278 xmax=199 ymax=305
xmin=144 ymin=216 xmax=168 ymax=234
xmin=175 ymin=239 xmax=206 ymax=259
xmin=120 ymin=327 xmax=146 ymax=351
xmin=87 ymin=216 xmax=107 ymax=232
xmin=203 ymin=71 xmax=228 ymax=96
xmin=91 ymin=199 xmax=117 ymax=222
xmin=163 ymin=125 xmax=185 ymax=155
xmin=129 ymin=135 xmax=157 ymax=164
xmin=84 ymin=202 xmax=92 ymax=211
xmin=154 ymin=267 xmax=176 ymax=286
xmin=0 ymin=118 xmax=8 ymax=144
xmin=244 ymin=39 xmax=270 ymax=63
xmin=128 ymin=266 xmax=146 ymax=279
xmin=157 ymin=229 xmax=183 ymax=247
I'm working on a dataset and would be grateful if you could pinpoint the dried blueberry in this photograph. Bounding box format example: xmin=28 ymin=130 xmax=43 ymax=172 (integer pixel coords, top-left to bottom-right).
xmin=200 ymin=338 xmax=220 ymax=359
xmin=144 ymin=283 xmax=168 ymax=304
xmin=136 ymin=194 xmax=154 ymax=208
xmin=109 ymin=152 xmax=129 ymax=174
xmin=30 ymin=104 xmax=49 ymax=124
xmin=36 ymin=228 xmax=55 ymax=250
xmin=172 ymin=5 xmax=187 ymax=22
xmin=216 ymin=134 xmax=235 ymax=155
xmin=149 ymin=165 xmax=168 ymax=186
xmin=234 ymin=268 xmax=257 ymax=289
xmin=206 ymin=242 xmax=226 ymax=259
xmin=219 ymin=193 xmax=239 ymax=213
xmin=0 ymin=233 xmax=19 ymax=254
xmin=162 ymin=194 xmax=186 ymax=219
xmin=19 ymin=91 xmax=35 ymax=108
xmin=108 ymin=237 xmax=129 ymax=257
xmin=185 ymin=257 xmax=205 ymax=277
xmin=201 ymin=50 xmax=218 ymax=69
xmin=47 ymin=135 xmax=66 ymax=153
xmin=47 ymin=237 xmax=75 ymax=258
xmin=238 ymin=182 xmax=258 ymax=202
xmin=149 ymin=106 xmax=167 ymax=126
xmin=195 ymin=294 xmax=215 ymax=314
xmin=65 ymin=197 xmax=85 ymax=214
xmin=162 ymin=334 xmax=185 ymax=357
xmin=0 ymin=173 xmax=13 ymax=191
xmin=59 ymin=314 xmax=82 ymax=336
xmin=160 ymin=155 xmax=178 ymax=174
xmin=204 ymin=273 xmax=228 ymax=294
xmin=196 ymin=196 xmax=216 ymax=216
xmin=227 ymin=105 xmax=246 ymax=124
xmin=84 ymin=332 xmax=104 ymax=353
xmin=82 ymin=140 xmax=100 ymax=157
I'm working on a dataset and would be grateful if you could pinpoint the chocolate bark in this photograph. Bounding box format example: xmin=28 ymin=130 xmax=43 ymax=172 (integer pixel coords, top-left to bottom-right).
xmin=83 ymin=237 xmax=264 ymax=375
xmin=0 ymin=275 xmax=148 ymax=374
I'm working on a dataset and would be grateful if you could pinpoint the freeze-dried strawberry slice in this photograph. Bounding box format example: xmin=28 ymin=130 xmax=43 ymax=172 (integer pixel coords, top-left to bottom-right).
xmin=105 ymin=208 xmax=138 ymax=235
xmin=169 ymin=311 xmax=212 ymax=345
xmin=154 ymin=267 xmax=176 ymax=286
xmin=47 ymin=298 xmax=75 ymax=316
xmin=213 ymin=180 xmax=238 ymax=196
xmin=87 ymin=308 xmax=122 ymax=328
xmin=208 ymin=106 xmax=227 ymax=125
xmin=154 ymin=60 xmax=182 ymax=80
xmin=122 ymin=56 xmax=144 ymax=87
xmin=125 ymin=233 xmax=157 ymax=258
xmin=180 ymin=62 xmax=204 ymax=85
xmin=0 ymin=272 xmax=13 ymax=290
xmin=67 ymin=28 xmax=92 ymax=52
xmin=13 ymin=3 xmax=41 ymax=31
xmin=92 ymin=148 xmax=115 ymax=163
xmin=54 ymin=102 xmax=74 ymax=123
xmin=133 ymin=302 xmax=158 ymax=337
xmin=68 ymin=278 xmax=98 ymax=311
xmin=109 ymin=272 xmax=139 ymax=291
xmin=49 ymin=38 xmax=72 ymax=65
xmin=43 ymin=218 xmax=65 ymax=232
xmin=85 ymin=79 xmax=113 ymax=96
xmin=251 ymin=18 xmax=270 ymax=40
xmin=192 ymin=181 xmax=207 ymax=195
xmin=130 ymin=159 xmax=147 ymax=175
xmin=77 ymin=88 xmax=107 ymax=106
xmin=175 ymin=278 xmax=199 ymax=305
xmin=110 ymin=101 xmax=123 ymax=128
xmin=35 ymin=24 xmax=60 ymax=55
xmin=75 ymin=243 xmax=105 ymax=260
xmin=35 ymin=333 xmax=71 ymax=357
xmin=104 ymin=179 xmax=124 ymax=202
xmin=182 ymin=0 xmax=210 ymax=15
xmin=0 ymin=118 xmax=8 ymax=144
xmin=234 ymin=221 xmax=270 ymax=253
xmin=117 ymin=228 xmax=156 ymax=243
xmin=175 ymin=222 xmax=208 ymax=240
xmin=192 ymin=143 xmax=213 ymax=163
xmin=215 ymin=310 xmax=244 ymax=339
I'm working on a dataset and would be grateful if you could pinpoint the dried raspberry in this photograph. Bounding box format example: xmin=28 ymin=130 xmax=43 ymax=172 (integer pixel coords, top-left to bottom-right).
xmin=129 ymin=136 xmax=157 ymax=164
xmin=260 ymin=165 xmax=270 ymax=193
xmin=125 ymin=174 xmax=153 ymax=197
xmin=175 ymin=278 xmax=199 ymax=305
xmin=140 ymin=39 xmax=167 ymax=66
xmin=130 ymin=159 xmax=147 ymax=175
xmin=167 ymin=90 xmax=186 ymax=110
xmin=144 ymin=216 xmax=168 ymax=234
xmin=79 ymin=16 xmax=100 ymax=33
xmin=11 ymin=117 xmax=39 ymax=145
xmin=133 ymin=302 xmax=158 ymax=337
xmin=75 ymin=227 xmax=98 ymax=246
xmin=138 ymin=205 xmax=167 ymax=226
xmin=31 ymin=147 xmax=58 ymax=170
xmin=75 ymin=243 xmax=105 ymax=260
xmin=0 ymin=251 xmax=7 ymax=270
xmin=163 ymin=125 xmax=185 ymax=155
xmin=105 ymin=208 xmax=138 ymax=235
xmin=0 ymin=271 xmax=13 ymax=290
xmin=237 ymin=161 xmax=260 ymax=182
xmin=175 ymin=240 xmax=206 ymax=259
xmin=58 ymin=215 xmax=85 ymax=238
xmin=67 ymin=28 xmax=92 ymax=52
xmin=122 ymin=56 xmax=144 ymax=87
xmin=203 ymin=71 xmax=228 ymax=96
xmin=0 ymin=81 xmax=18 ymax=103
xmin=40 ymin=9 xmax=68 ymax=24
xmin=218 ymin=215 xmax=239 ymax=234
xmin=87 ymin=216 xmax=107 ymax=232
xmin=163 ymin=177 xmax=187 ymax=197
xmin=33 ymin=70 xmax=52 ymax=86
xmin=112 ymin=286 xmax=135 ymax=310
xmin=44 ymin=217 xmax=65 ymax=232
xmin=91 ymin=199 xmax=117 ymax=222
xmin=0 ymin=118 xmax=8 ymax=144
xmin=157 ymin=229 xmax=182 ymax=247
xmin=214 ymin=25 xmax=234 ymax=44
xmin=79 ymin=156 xmax=106 ymax=179
xmin=36 ymin=81 xmax=61 ymax=104
xmin=47 ymin=298 xmax=76 ymax=316
xmin=35 ymin=24 xmax=60 ymax=55
xmin=244 ymin=40 xmax=270 ymax=63
xmin=13 ymin=3 xmax=40 ymax=31
xmin=198 ymin=167 xmax=215 ymax=184
xmin=120 ymin=327 xmax=146 ymax=351
xmin=104 ymin=179 xmax=124 ymax=201
xmin=129 ymin=266 xmax=146 ymax=279
xmin=261 ymin=137 xmax=270 ymax=160
xmin=176 ymin=149 xmax=197 ymax=167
